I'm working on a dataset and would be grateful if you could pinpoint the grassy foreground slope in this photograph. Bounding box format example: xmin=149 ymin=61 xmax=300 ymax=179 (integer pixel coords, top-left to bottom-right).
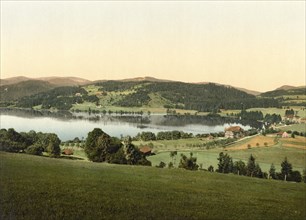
xmin=1 ymin=152 xmax=306 ymax=220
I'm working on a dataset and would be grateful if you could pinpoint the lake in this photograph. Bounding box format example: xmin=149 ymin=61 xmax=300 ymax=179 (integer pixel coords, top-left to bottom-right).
xmin=0 ymin=110 xmax=252 ymax=141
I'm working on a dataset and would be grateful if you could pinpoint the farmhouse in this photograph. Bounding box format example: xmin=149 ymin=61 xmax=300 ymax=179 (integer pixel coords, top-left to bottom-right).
xmin=224 ymin=126 xmax=244 ymax=139
xmin=283 ymin=115 xmax=301 ymax=123
xmin=139 ymin=146 xmax=152 ymax=156
xmin=276 ymin=131 xmax=289 ymax=138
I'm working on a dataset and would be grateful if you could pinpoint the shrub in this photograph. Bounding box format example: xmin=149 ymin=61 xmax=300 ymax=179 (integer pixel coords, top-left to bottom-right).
xmin=208 ymin=165 xmax=214 ymax=172
xmin=156 ymin=161 xmax=166 ymax=168
xmin=25 ymin=145 xmax=43 ymax=156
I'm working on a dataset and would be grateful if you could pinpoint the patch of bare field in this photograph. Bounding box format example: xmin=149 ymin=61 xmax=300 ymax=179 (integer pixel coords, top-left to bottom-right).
xmin=281 ymin=136 xmax=306 ymax=149
xmin=227 ymin=135 xmax=276 ymax=151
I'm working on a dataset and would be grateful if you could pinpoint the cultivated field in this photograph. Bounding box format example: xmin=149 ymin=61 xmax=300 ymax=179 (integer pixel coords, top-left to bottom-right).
xmin=145 ymin=134 xmax=306 ymax=172
xmin=1 ymin=152 xmax=305 ymax=220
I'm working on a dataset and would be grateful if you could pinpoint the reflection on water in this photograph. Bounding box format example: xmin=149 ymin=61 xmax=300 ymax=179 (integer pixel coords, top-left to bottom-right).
xmin=0 ymin=108 xmax=254 ymax=141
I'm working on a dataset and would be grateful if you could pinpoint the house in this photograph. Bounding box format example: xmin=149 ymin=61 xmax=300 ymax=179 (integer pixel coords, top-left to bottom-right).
xmin=300 ymin=118 xmax=306 ymax=124
xmin=62 ymin=149 xmax=74 ymax=155
xmin=283 ymin=115 xmax=301 ymax=123
xmin=282 ymin=132 xmax=289 ymax=138
xmin=139 ymin=146 xmax=152 ymax=156
xmin=276 ymin=131 xmax=284 ymax=138
xmin=224 ymin=126 xmax=244 ymax=139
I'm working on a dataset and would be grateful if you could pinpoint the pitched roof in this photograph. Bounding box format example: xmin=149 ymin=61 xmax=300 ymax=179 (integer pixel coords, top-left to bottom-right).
xmin=225 ymin=126 xmax=243 ymax=132
xmin=139 ymin=146 xmax=152 ymax=154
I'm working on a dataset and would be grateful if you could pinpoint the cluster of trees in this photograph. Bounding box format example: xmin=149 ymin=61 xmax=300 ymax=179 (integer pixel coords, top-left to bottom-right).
xmin=158 ymin=151 xmax=305 ymax=183
xmin=178 ymin=153 xmax=199 ymax=170
xmin=237 ymin=110 xmax=264 ymax=121
xmin=0 ymin=128 xmax=61 ymax=157
xmin=264 ymin=113 xmax=282 ymax=124
xmin=216 ymin=153 xmax=264 ymax=178
xmin=215 ymin=152 xmax=304 ymax=182
xmin=16 ymin=86 xmax=98 ymax=110
xmin=285 ymin=109 xmax=295 ymax=116
xmin=135 ymin=131 xmax=193 ymax=141
xmin=115 ymin=89 xmax=151 ymax=107
xmin=84 ymin=128 xmax=151 ymax=166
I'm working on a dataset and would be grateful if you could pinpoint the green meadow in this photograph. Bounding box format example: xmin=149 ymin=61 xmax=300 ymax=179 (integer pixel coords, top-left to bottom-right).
xmin=1 ymin=152 xmax=306 ymax=220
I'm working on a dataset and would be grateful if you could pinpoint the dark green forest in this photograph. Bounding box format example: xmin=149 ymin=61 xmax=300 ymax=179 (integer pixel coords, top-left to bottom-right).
xmin=0 ymin=80 xmax=286 ymax=111
xmin=97 ymin=81 xmax=279 ymax=111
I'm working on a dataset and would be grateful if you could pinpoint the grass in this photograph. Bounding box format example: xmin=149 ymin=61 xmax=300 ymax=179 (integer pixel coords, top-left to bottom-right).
xmin=1 ymin=152 xmax=306 ymax=220
xmin=246 ymin=107 xmax=306 ymax=118
xmin=134 ymin=137 xmax=210 ymax=152
xmin=282 ymin=124 xmax=306 ymax=133
xmin=145 ymin=135 xmax=306 ymax=172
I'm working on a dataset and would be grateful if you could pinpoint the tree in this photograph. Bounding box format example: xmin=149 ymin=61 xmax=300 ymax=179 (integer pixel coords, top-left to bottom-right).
xmin=45 ymin=134 xmax=61 ymax=157
xmin=85 ymin=128 xmax=108 ymax=162
xmin=170 ymin=151 xmax=177 ymax=165
xmin=233 ymin=160 xmax=246 ymax=176
xmin=123 ymin=136 xmax=151 ymax=166
xmin=254 ymin=163 xmax=263 ymax=178
xmin=178 ymin=153 xmax=199 ymax=171
xmin=269 ymin=163 xmax=276 ymax=179
xmin=208 ymin=165 xmax=214 ymax=172
xmin=156 ymin=161 xmax=166 ymax=168
xmin=303 ymin=169 xmax=306 ymax=183
xmin=217 ymin=152 xmax=233 ymax=173
xmin=246 ymin=154 xmax=256 ymax=177
xmin=290 ymin=171 xmax=302 ymax=182
xmin=281 ymin=157 xmax=292 ymax=181
xmin=25 ymin=144 xmax=44 ymax=156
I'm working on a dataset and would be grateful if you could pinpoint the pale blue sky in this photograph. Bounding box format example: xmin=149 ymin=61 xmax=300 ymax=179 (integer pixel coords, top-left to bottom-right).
xmin=1 ymin=1 xmax=305 ymax=91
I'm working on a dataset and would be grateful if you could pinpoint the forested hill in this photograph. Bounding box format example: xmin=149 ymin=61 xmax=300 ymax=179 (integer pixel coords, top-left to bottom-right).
xmin=0 ymin=80 xmax=55 ymax=101
xmin=260 ymin=87 xmax=306 ymax=97
xmin=1 ymin=80 xmax=280 ymax=111
xmin=95 ymin=81 xmax=279 ymax=111
xmin=259 ymin=87 xmax=306 ymax=106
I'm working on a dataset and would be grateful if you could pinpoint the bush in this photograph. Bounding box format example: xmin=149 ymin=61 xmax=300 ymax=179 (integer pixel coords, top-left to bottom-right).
xmin=208 ymin=165 xmax=214 ymax=172
xmin=179 ymin=153 xmax=199 ymax=171
xmin=156 ymin=161 xmax=166 ymax=168
xmin=25 ymin=145 xmax=43 ymax=156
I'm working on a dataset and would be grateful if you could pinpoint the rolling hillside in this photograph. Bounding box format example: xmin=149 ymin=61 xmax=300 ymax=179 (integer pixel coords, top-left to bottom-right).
xmin=260 ymin=87 xmax=306 ymax=106
xmin=1 ymin=79 xmax=280 ymax=111
xmin=1 ymin=152 xmax=305 ymax=220
xmin=0 ymin=76 xmax=91 ymax=87
xmin=0 ymin=80 xmax=55 ymax=101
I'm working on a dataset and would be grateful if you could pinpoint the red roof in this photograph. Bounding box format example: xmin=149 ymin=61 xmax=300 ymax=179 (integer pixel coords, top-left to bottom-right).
xmin=225 ymin=126 xmax=243 ymax=132
xmin=139 ymin=146 xmax=152 ymax=154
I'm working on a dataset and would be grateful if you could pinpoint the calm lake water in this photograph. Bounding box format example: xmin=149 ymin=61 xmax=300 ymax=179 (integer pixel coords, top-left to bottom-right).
xmin=0 ymin=111 xmax=252 ymax=141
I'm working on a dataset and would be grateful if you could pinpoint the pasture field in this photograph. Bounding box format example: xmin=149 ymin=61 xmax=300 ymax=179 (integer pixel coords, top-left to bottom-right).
xmin=246 ymin=107 xmax=306 ymax=117
xmin=134 ymin=137 xmax=211 ymax=152
xmin=145 ymin=134 xmax=306 ymax=172
xmin=226 ymin=135 xmax=276 ymax=150
xmin=148 ymin=146 xmax=306 ymax=173
xmin=282 ymin=124 xmax=306 ymax=133
xmin=1 ymin=152 xmax=306 ymax=220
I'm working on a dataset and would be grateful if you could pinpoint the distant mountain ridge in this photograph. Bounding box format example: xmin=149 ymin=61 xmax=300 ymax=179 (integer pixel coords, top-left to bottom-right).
xmin=0 ymin=76 xmax=91 ymax=87
xmin=0 ymin=76 xmax=305 ymax=95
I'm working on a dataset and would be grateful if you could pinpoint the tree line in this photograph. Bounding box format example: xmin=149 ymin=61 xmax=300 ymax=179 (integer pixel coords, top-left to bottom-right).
xmin=16 ymin=86 xmax=99 ymax=110
xmin=96 ymin=81 xmax=280 ymax=111
xmin=0 ymin=128 xmax=61 ymax=157
xmin=159 ymin=151 xmax=305 ymax=183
